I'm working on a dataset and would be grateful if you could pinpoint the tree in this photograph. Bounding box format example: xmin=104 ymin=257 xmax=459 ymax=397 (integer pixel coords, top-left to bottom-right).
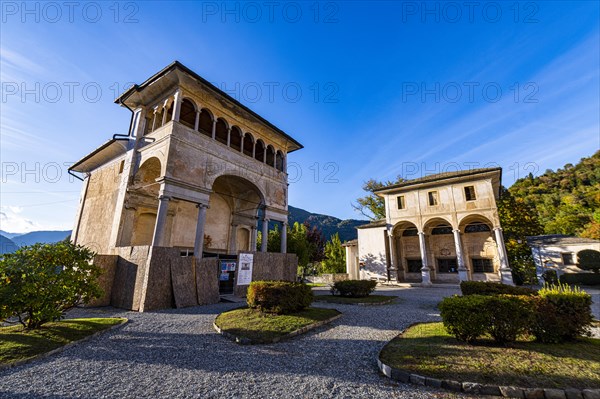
xmin=321 ymin=233 xmax=346 ymax=274
xmin=581 ymin=212 xmax=600 ymax=240
xmin=0 ymin=242 xmax=102 ymax=329
xmin=497 ymin=187 xmax=544 ymax=285
xmin=352 ymin=176 xmax=405 ymax=220
xmin=578 ymin=249 xmax=600 ymax=273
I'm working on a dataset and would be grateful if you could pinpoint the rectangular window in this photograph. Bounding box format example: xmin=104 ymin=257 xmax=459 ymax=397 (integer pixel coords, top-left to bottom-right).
xmin=406 ymin=258 xmax=422 ymax=273
xmin=464 ymin=186 xmax=476 ymax=201
xmin=428 ymin=191 xmax=438 ymax=206
xmin=397 ymin=195 xmax=405 ymax=210
xmin=561 ymin=253 xmax=575 ymax=265
xmin=472 ymin=258 xmax=494 ymax=273
xmin=437 ymin=258 xmax=458 ymax=273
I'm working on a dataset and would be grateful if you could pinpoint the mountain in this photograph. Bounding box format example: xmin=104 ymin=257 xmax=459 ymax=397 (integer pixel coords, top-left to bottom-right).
xmin=0 ymin=230 xmax=20 ymax=239
xmin=287 ymin=205 xmax=368 ymax=242
xmin=9 ymin=230 xmax=72 ymax=247
xmin=0 ymin=234 xmax=19 ymax=255
xmin=509 ymin=150 xmax=600 ymax=238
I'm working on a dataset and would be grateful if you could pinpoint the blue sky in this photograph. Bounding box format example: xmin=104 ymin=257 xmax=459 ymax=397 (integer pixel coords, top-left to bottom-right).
xmin=1 ymin=1 xmax=599 ymax=232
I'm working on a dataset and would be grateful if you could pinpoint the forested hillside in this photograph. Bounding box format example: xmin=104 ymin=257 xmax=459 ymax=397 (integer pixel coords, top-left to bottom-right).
xmin=508 ymin=151 xmax=600 ymax=238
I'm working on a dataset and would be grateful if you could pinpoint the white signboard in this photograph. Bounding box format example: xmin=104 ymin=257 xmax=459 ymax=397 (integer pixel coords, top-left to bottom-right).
xmin=236 ymin=253 xmax=254 ymax=286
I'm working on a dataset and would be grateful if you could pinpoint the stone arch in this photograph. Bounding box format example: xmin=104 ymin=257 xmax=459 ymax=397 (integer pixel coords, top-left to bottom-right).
xmin=230 ymin=126 xmax=243 ymax=151
xmin=215 ymin=118 xmax=228 ymax=145
xmin=458 ymin=214 xmax=497 ymax=275
xmin=266 ymin=145 xmax=276 ymax=167
xmin=275 ymin=150 xmax=284 ymax=171
xmin=243 ymin=132 xmax=254 ymax=157
xmin=458 ymin=214 xmax=494 ymax=233
xmin=422 ymin=217 xmax=453 ymax=233
xmin=198 ymin=108 xmax=213 ymax=137
xmin=179 ymin=98 xmax=197 ymax=129
xmin=255 ymin=139 xmax=266 ymax=162
xmin=205 ymin=174 xmax=265 ymax=254
xmin=133 ymin=157 xmax=162 ymax=196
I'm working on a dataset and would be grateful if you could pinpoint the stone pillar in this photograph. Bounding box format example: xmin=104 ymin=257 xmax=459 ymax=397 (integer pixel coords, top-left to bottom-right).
xmin=494 ymin=227 xmax=514 ymax=285
xmin=280 ymin=222 xmax=288 ymax=253
xmin=418 ymin=231 xmax=432 ymax=286
xmin=260 ymin=217 xmax=269 ymax=252
xmin=240 ymin=134 xmax=245 ymax=153
xmin=389 ymin=233 xmax=401 ymax=282
xmin=211 ymin=119 xmax=216 ymax=139
xmin=229 ymin=223 xmax=238 ymax=254
xmin=252 ymin=141 xmax=256 ymax=158
xmin=453 ymin=229 xmax=468 ymax=282
xmin=194 ymin=111 xmax=200 ymax=131
xmin=151 ymin=108 xmax=158 ymax=131
xmin=194 ymin=204 xmax=208 ymax=259
xmin=250 ymin=226 xmax=257 ymax=251
xmin=172 ymin=90 xmax=182 ymax=122
xmin=226 ymin=127 xmax=231 ymax=147
xmin=161 ymin=102 xmax=168 ymax=126
xmin=151 ymin=195 xmax=171 ymax=247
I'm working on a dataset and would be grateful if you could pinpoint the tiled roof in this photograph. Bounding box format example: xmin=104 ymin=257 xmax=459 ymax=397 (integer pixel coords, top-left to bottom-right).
xmin=374 ymin=167 xmax=501 ymax=192
xmin=356 ymin=219 xmax=387 ymax=229
xmin=526 ymin=235 xmax=600 ymax=246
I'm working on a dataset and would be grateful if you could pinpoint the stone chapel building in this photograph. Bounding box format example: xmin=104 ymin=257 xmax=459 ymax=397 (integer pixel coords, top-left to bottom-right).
xmin=69 ymin=62 xmax=302 ymax=310
xmin=345 ymin=168 xmax=513 ymax=285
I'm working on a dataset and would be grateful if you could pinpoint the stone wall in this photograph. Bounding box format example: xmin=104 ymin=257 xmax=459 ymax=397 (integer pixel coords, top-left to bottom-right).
xmin=87 ymin=254 xmax=118 ymax=307
xmin=234 ymin=252 xmax=298 ymax=297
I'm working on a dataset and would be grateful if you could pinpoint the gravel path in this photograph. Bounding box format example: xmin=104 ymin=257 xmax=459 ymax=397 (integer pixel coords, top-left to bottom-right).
xmin=0 ymin=286 xmax=470 ymax=399
xmin=4 ymin=284 xmax=598 ymax=398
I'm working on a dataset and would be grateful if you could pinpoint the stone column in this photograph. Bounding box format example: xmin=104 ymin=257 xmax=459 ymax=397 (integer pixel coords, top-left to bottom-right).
xmin=250 ymin=226 xmax=257 ymax=251
xmin=151 ymin=108 xmax=158 ymax=131
xmin=260 ymin=217 xmax=269 ymax=252
xmin=193 ymin=203 xmax=209 ymax=259
xmin=229 ymin=223 xmax=238 ymax=254
xmin=280 ymin=222 xmax=288 ymax=253
xmin=494 ymin=227 xmax=514 ymax=285
xmin=418 ymin=231 xmax=432 ymax=286
xmin=240 ymin=134 xmax=245 ymax=153
xmin=386 ymin=232 xmax=396 ymax=282
xmin=211 ymin=119 xmax=216 ymax=139
xmin=161 ymin=102 xmax=169 ymax=126
xmin=226 ymin=127 xmax=231 ymax=147
xmin=453 ymin=229 xmax=468 ymax=282
xmin=252 ymin=141 xmax=256 ymax=158
xmin=151 ymin=195 xmax=171 ymax=247
xmin=172 ymin=90 xmax=182 ymax=122
xmin=194 ymin=111 xmax=200 ymax=131
xmin=389 ymin=233 xmax=401 ymax=282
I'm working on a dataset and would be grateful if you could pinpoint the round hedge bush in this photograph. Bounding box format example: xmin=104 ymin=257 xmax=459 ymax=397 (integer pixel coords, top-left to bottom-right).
xmin=247 ymin=281 xmax=313 ymax=314
xmin=332 ymin=280 xmax=377 ymax=297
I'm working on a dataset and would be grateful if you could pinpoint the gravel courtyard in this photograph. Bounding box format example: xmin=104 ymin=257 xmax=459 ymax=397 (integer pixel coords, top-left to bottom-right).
xmin=1 ymin=286 xmax=598 ymax=398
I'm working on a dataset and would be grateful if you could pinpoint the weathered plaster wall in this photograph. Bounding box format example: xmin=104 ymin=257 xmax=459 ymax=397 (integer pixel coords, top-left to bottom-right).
xmin=357 ymin=226 xmax=387 ymax=280
xmin=531 ymin=242 xmax=600 ymax=274
xmin=75 ymin=159 xmax=123 ymax=254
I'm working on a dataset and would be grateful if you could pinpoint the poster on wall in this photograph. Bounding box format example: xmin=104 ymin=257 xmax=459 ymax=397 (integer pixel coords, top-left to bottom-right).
xmin=236 ymin=253 xmax=254 ymax=286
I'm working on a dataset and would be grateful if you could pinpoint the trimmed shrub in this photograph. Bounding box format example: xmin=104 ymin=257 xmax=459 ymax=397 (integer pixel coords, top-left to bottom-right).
xmin=439 ymin=295 xmax=490 ymax=343
xmin=460 ymin=281 xmax=537 ymax=296
xmin=485 ymin=295 xmax=535 ymax=344
xmin=332 ymin=280 xmax=377 ymax=297
xmin=247 ymin=281 xmax=313 ymax=314
xmin=560 ymin=273 xmax=600 ymax=286
xmin=531 ymin=284 xmax=593 ymax=343
xmin=0 ymin=242 xmax=101 ymax=329
xmin=578 ymin=249 xmax=600 ymax=273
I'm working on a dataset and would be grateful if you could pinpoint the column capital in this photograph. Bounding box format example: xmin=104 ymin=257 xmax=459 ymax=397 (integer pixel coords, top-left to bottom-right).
xmin=493 ymin=226 xmax=503 ymax=232
xmin=158 ymin=195 xmax=171 ymax=201
xmin=417 ymin=231 xmax=426 ymax=236
xmin=453 ymin=229 xmax=461 ymax=234
xmin=196 ymin=203 xmax=209 ymax=209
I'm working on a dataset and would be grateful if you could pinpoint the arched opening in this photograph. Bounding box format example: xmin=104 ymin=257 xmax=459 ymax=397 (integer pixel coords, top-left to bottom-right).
xmin=392 ymin=221 xmax=420 ymax=279
xmin=198 ymin=108 xmax=213 ymax=137
xmin=266 ymin=145 xmax=275 ymax=167
xmin=230 ymin=126 xmax=242 ymax=151
xmin=255 ymin=140 xmax=265 ymax=162
xmin=459 ymin=215 xmax=497 ymax=276
xmin=179 ymin=98 xmax=197 ymax=129
xmin=165 ymin=102 xmax=174 ymax=123
xmin=275 ymin=151 xmax=284 ymax=171
xmin=423 ymin=218 xmax=456 ymax=277
xmin=243 ymin=133 xmax=254 ymax=157
xmin=215 ymin=118 xmax=228 ymax=145
xmin=128 ymin=157 xmax=162 ymax=246
xmin=205 ymin=175 xmax=264 ymax=259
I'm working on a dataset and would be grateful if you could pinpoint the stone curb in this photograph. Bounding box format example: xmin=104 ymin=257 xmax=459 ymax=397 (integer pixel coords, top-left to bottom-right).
xmin=0 ymin=318 xmax=128 ymax=372
xmin=377 ymin=324 xmax=600 ymax=399
xmin=214 ymin=312 xmax=342 ymax=345
xmin=314 ymin=296 xmax=397 ymax=306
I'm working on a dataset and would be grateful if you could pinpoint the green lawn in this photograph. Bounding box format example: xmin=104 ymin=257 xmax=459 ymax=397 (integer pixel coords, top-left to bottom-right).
xmin=215 ymin=307 xmax=340 ymax=343
xmin=314 ymin=295 xmax=397 ymax=305
xmin=380 ymin=322 xmax=600 ymax=389
xmin=0 ymin=318 xmax=126 ymax=365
